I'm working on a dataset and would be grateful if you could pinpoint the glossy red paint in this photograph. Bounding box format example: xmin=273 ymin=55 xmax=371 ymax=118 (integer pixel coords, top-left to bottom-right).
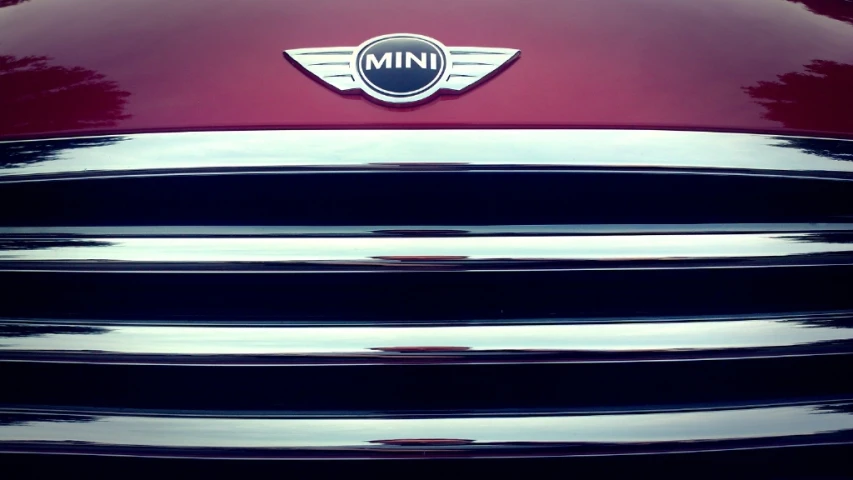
xmin=1 ymin=0 xmax=852 ymax=139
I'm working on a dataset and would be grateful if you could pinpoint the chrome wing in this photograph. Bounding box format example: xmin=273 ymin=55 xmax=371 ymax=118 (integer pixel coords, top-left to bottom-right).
xmin=443 ymin=47 xmax=520 ymax=91
xmin=284 ymin=47 xmax=358 ymax=91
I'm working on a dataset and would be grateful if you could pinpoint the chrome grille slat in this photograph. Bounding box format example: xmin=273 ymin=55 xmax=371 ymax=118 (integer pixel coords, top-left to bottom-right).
xmin=1 ymin=400 xmax=852 ymax=459
xmin=2 ymin=231 xmax=853 ymax=273
xmin=1 ymin=312 xmax=852 ymax=365
xmin=2 ymin=130 xmax=853 ymax=182
xmin=4 ymin=223 xmax=853 ymax=237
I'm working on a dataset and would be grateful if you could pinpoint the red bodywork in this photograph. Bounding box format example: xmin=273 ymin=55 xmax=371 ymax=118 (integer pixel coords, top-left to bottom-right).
xmin=1 ymin=0 xmax=852 ymax=139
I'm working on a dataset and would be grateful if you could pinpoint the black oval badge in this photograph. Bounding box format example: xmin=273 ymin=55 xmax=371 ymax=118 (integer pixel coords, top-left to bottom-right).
xmin=357 ymin=35 xmax=447 ymax=97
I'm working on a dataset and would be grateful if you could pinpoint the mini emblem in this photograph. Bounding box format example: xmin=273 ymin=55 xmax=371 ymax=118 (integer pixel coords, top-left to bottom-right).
xmin=284 ymin=33 xmax=519 ymax=106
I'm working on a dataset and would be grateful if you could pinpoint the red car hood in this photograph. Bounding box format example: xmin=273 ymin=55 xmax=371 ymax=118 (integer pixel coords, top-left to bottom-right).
xmin=1 ymin=0 xmax=852 ymax=139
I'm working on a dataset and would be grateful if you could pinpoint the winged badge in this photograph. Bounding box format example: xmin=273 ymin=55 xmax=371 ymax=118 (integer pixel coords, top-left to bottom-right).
xmin=284 ymin=33 xmax=520 ymax=106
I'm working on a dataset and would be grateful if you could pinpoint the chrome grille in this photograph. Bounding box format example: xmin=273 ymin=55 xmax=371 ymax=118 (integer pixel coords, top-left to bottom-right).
xmin=1 ymin=130 xmax=852 ymax=470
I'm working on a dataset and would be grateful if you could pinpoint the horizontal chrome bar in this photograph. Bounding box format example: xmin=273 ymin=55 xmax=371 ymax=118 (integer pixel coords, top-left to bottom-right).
xmin=1 ymin=130 xmax=852 ymax=182
xmin=1 ymin=312 xmax=851 ymax=365
xmin=1 ymin=223 xmax=852 ymax=237
xmin=1 ymin=401 xmax=851 ymax=459
xmin=1 ymin=232 xmax=852 ymax=272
